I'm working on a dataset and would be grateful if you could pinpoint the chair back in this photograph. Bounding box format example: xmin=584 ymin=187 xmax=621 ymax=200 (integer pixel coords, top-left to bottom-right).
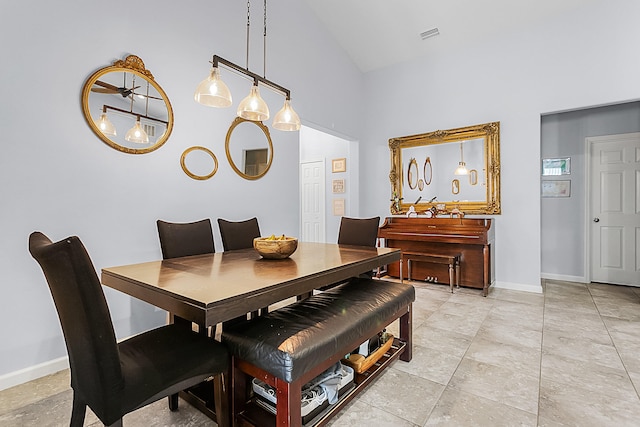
xmin=337 ymin=216 xmax=381 ymax=247
xmin=217 ymin=217 xmax=261 ymax=251
xmin=28 ymin=232 xmax=123 ymax=419
xmin=157 ymin=219 xmax=215 ymax=259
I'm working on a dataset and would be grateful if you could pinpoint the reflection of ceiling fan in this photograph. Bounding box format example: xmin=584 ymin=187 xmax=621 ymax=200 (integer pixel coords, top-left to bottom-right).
xmin=91 ymin=80 xmax=140 ymax=98
xmin=91 ymin=80 xmax=163 ymax=100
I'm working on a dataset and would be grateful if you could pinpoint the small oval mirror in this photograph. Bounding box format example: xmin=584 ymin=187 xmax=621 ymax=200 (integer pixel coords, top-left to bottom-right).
xmin=225 ymin=117 xmax=273 ymax=180
xmin=81 ymin=55 xmax=174 ymax=154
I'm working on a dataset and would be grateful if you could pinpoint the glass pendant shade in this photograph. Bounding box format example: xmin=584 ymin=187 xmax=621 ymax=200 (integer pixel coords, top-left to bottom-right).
xmin=95 ymin=113 xmax=117 ymax=136
xmin=454 ymin=162 xmax=468 ymax=175
xmin=125 ymin=119 xmax=149 ymax=144
xmin=194 ymin=67 xmax=232 ymax=107
xmin=237 ymin=84 xmax=269 ymax=121
xmin=273 ymin=99 xmax=301 ymax=131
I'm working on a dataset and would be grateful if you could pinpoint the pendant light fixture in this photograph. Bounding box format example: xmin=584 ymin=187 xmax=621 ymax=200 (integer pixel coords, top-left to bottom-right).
xmin=454 ymin=142 xmax=469 ymax=175
xmin=95 ymin=106 xmax=116 ymax=136
xmin=194 ymin=0 xmax=301 ymax=131
xmin=124 ymin=75 xmax=149 ymax=144
xmin=125 ymin=117 xmax=149 ymax=144
xmin=193 ymin=66 xmax=232 ymax=107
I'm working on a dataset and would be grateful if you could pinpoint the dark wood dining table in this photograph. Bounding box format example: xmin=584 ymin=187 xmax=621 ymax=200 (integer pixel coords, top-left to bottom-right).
xmin=101 ymin=242 xmax=400 ymax=329
xmin=100 ymin=242 xmax=401 ymax=426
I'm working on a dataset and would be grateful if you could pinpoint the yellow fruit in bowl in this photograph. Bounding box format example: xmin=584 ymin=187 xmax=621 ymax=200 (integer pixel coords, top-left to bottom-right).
xmin=253 ymin=236 xmax=298 ymax=259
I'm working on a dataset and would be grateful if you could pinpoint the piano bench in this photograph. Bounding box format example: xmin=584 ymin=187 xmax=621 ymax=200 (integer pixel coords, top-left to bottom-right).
xmin=404 ymin=252 xmax=460 ymax=292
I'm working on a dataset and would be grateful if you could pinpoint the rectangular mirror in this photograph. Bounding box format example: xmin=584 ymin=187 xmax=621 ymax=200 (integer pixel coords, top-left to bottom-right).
xmin=389 ymin=122 xmax=501 ymax=215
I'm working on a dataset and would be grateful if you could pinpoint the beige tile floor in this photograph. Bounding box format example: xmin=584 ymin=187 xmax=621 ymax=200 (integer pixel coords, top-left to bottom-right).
xmin=1 ymin=279 xmax=639 ymax=426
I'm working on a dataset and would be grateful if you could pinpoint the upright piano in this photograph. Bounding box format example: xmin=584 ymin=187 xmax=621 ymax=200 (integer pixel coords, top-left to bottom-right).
xmin=378 ymin=216 xmax=494 ymax=296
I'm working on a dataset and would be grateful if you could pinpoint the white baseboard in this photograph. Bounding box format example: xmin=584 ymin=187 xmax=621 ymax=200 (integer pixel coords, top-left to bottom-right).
xmin=494 ymin=280 xmax=543 ymax=294
xmin=541 ymin=272 xmax=587 ymax=283
xmin=0 ymin=356 xmax=69 ymax=392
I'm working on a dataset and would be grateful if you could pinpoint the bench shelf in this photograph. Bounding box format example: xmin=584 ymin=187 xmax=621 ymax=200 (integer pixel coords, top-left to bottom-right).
xmin=236 ymin=338 xmax=407 ymax=427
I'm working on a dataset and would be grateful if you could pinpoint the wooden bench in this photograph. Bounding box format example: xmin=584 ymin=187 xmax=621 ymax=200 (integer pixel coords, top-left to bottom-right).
xmin=221 ymin=277 xmax=415 ymax=427
xmin=404 ymin=251 xmax=460 ymax=292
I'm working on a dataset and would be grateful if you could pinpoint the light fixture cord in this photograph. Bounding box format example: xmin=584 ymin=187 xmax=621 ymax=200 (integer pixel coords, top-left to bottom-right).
xmin=246 ymin=0 xmax=250 ymax=70
xmin=129 ymin=75 xmax=135 ymax=113
xmin=263 ymin=0 xmax=267 ymax=78
xmin=460 ymin=142 xmax=464 ymax=162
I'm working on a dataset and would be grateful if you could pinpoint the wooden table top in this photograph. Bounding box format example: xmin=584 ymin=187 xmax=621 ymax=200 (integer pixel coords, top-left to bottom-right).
xmin=101 ymin=242 xmax=400 ymax=327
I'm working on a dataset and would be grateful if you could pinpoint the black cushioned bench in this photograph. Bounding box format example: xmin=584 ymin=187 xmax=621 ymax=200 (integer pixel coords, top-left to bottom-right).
xmin=222 ymin=277 xmax=415 ymax=427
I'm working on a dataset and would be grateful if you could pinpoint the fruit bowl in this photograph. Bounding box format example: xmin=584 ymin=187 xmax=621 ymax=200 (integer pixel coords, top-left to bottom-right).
xmin=253 ymin=236 xmax=298 ymax=259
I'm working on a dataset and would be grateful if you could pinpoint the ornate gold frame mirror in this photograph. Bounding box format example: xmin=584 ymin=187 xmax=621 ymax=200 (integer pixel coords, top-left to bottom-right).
xmin=225 ymin=117 xmax=273 ymax=180
xmin=81 ymin=55 xmax=174 ymax=154
xmin=389 ymin=122 xmax=500 ymax=215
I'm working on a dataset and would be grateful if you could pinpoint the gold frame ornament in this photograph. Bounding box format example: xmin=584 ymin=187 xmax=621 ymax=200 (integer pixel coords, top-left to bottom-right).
xmin=180 ymin=146 xmax=218 ymax=180
xmin=388 ymin=122 xmax=501 ymax=215
xmin=225 ymin=117 xmax=273 ymax=180
xmin=81 ymin=54 xmax=174 ymax=154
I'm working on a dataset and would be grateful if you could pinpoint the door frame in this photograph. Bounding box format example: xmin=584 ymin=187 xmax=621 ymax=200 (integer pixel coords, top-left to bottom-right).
xmin=584 ymin=131 xmax=640 ymax=284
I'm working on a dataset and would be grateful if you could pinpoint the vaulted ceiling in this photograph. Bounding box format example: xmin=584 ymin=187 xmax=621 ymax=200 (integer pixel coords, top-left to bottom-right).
xmin=301 ymin=0 xmax=602 ymax=72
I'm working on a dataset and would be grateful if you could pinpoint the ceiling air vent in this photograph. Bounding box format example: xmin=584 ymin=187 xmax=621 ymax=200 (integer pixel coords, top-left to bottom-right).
xmin=420 ymin=28 xmax=440 ymax=40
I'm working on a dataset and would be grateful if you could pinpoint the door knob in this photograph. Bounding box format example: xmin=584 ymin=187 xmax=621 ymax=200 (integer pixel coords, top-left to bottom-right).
xmin=593 ymin=218 xmax=600 ymax=222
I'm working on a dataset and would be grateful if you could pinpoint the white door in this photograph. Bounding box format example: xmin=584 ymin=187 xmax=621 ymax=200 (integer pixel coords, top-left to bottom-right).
xmin=588 ymin=133 xmax=640 ymax=286
xmin=300 ymin=160 xmax=325 ymax=242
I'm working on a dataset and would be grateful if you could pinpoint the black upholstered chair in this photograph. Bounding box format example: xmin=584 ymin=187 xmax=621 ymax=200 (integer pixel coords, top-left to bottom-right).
xmin=217 ymin=217 xmax=261 ymax=251
xmin=28 ymin=232 xmax=229 ymax=427
xmin=317 ymin=216 xmax=382 ymax=292
xmin=156 ymin=219 xmax=215 ymax=259
xmin=337 ymin=216 xmax=381 ymax=247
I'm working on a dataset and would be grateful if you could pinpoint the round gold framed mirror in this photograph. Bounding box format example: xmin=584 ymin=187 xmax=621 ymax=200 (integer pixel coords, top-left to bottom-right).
xmin=81 ymin=55 xmax=174 ymax=154
xmin=225 ymin=117 xmax=273 ymax=180
xmin=181 ymin=146 xmax=218 ymax=180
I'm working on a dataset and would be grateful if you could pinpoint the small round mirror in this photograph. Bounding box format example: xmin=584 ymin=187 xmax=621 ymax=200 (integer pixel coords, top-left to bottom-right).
xmin=225 ymin=117 xmax=273 ymax=180
xmin=181 ymin=146 xmax=218 ymax=180
xmin=81 ymin=55 xmax=174 ymax=154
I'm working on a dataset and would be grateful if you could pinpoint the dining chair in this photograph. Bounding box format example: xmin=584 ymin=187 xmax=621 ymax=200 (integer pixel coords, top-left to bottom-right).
xmin=316 ymin=216 xmax=382 ymax=293
xmin=217 ymin=217 xmax=267 ymax=316
xmin=156 ymin=218 xmax=215 ymax=259
xmin=217 ymin=217 xmax=261 ymax=251
xmin=28 ymin=232 xmax=229 ymax=427
xmin=337 ymin=216 xmax=381 ymax=247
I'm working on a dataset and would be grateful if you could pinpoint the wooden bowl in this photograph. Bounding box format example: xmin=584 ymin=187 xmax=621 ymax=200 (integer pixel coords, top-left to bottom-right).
xmin=253 ymin=236 xmax=298 ymax=259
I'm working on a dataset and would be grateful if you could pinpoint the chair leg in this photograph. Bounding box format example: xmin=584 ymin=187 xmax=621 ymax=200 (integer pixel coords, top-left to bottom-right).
xmin=70 ymin=393 xmax=86 ymax=427
xmin=168 ymin=393 xmax=179 ymax=411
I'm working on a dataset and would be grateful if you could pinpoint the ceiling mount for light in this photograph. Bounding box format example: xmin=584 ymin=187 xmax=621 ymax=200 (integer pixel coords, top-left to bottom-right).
xmin=194 ymin=0 xmax=301 ymax=131
xmin=420 ymin=28 xmax=440 ymax=40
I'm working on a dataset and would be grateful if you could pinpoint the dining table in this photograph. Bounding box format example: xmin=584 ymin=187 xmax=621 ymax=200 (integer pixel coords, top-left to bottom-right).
xmin=100 ymin=242 xmax=401 ymax=425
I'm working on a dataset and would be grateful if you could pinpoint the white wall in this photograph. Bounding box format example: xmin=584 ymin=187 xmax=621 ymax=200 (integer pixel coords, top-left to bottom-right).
xmin=360 ymin=0 xmax=640 ymax=292
xmin=0 ymin=0 xmax=363 ymax=384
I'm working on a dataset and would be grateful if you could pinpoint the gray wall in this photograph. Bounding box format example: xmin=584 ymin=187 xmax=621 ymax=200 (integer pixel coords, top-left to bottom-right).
xmin=0 ymin=0 xmax=363 ymax=381
xmin=360 ymin=0 xmax=640 ymax=291
xmin=541 ymin=102 xmax=640 ymax=280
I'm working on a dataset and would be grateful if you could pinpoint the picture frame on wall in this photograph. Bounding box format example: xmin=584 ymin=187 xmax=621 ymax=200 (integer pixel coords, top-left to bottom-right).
xmin=541 ymin=180 xmax=571 ymax=197
xmin=332 ymin=158 xmax=346 ymax=173
xmin=332 ymin=179 xmax=345 ymax=194
xmin=332 ymin=198 xmax=345 ymax=216
xmin=542 ymin=157 xmax=571 ymax=176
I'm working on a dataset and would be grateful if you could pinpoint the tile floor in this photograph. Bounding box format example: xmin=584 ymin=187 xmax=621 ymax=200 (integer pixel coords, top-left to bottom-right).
xmin=1 ymin=279 xmax=639 ymax=426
